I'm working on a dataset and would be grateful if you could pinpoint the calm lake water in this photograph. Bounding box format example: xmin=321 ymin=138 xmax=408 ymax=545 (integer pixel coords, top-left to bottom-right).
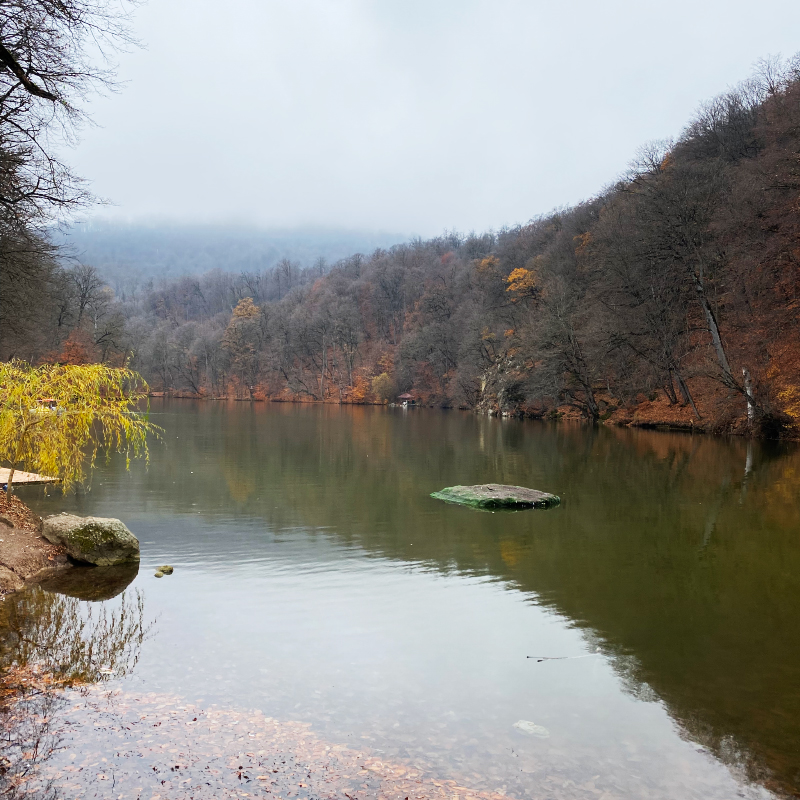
xmin=8 ymin=400 xmax=800 ymax=799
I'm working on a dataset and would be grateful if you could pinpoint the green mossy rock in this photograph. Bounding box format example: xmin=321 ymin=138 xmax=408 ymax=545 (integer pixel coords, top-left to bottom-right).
xmin=157 ymin=565 xmax=174 ymax=575
xmin=154 ymin=571 xmax=164 ymax=578
xmin=431 ymin=484 xmax=560 ymax=510
xmin=42 ymin=514 xmax=140 ymax=565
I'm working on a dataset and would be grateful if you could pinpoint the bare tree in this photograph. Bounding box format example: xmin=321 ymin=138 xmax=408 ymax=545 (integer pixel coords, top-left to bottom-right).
xmin=67 ymin=264 xmax=104 ymax=323
xmin=0 ymin=0 xmax=138 ymax=229
xmin=0 ymin=0 xmax=137 ymax=359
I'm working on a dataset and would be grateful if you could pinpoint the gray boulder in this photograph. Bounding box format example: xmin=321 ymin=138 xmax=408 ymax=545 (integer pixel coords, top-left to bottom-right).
xmin=430 ymin=484 xmax=560 ymax=510
xmin=42 ymin=514 xmax=140 ymax=565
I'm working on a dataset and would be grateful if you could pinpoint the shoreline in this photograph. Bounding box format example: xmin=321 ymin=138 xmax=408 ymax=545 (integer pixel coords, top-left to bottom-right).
xmin=0 ymin=493 xmax=71 ymax=596
xmin=145 ymin=392 xmax=798 ymax=441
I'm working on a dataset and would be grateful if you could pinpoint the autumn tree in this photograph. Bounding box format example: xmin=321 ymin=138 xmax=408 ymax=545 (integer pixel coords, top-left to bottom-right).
xmin=0 ymin=362 xmax=159 ymax=494
xmin=505 ymin=266 xmax=538 ymax=300
xmin=371 ymin=373 xmax=394 ymax=403
xmin=222 ymin=297 xmax=263 ymax=397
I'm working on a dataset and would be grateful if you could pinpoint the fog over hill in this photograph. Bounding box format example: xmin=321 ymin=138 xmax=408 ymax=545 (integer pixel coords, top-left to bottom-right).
xmin=53 ymin=222 xmax=408 ymax=289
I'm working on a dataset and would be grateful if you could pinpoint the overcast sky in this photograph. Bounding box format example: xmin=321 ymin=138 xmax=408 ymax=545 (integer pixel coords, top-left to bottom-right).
xmin=72 ymin=0 xmax=800 ymax=237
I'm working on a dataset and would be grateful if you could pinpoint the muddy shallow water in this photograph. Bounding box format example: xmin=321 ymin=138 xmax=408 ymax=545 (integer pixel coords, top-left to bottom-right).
xmin=5 ymin=400 xmax=800 ymax=798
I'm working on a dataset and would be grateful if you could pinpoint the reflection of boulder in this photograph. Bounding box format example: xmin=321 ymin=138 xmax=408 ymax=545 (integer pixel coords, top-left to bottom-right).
xmin=38 ymin=561 xmax=139 ymax=601
xmin=42 ymin=514 xmax=140 ymax=565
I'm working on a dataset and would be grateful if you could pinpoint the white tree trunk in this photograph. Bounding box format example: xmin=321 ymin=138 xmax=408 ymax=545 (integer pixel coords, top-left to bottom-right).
xmin=742 ymin=367 xmax=755 ymax=423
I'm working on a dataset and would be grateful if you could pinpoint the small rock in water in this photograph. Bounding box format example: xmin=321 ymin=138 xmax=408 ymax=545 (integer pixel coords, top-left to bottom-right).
xmin=158 ymin=565 xmax=174 ymax=575
xmin=513 ymin=719 xmax=550 ymax=738
xmin=154 ymin=570 xmax=164 ymax=578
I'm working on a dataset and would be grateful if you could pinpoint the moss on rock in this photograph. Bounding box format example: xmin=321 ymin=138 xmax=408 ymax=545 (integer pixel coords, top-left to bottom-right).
xmin=430 ymin=484 xmax=560 ymax=510
xmin=42 ymin=514 xmax=140 ymax=565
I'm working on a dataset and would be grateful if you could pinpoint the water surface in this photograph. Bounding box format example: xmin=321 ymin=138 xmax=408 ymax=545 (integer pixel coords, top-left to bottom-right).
xmin=10 ymin=400 xmax=800 ymax=798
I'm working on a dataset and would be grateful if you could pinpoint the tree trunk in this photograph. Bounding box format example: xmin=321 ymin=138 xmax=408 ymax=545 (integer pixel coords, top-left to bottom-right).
xmin=691 ymin=271 xmax=732 ymax=379
xmin=664 ymin=371 xmax=679 ymax=404
xmin=5 ymin=467 xmax=15 ymax=496
xmin=674 ymin=369 xmax=701 ymax=419
xmin=568 ymin=331 xmax=599 ymax=419
xmin=742 ymin=367 xmax=756 ymax=424
xmin=320 ymin=334 xmax=326 ymax=401
xmin=584 ymin=386 xmax=600 ymax=419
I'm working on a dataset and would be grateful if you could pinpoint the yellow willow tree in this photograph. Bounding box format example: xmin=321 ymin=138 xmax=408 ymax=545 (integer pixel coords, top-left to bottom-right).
xmin=0 ymin=362 xmax=160 ymax=495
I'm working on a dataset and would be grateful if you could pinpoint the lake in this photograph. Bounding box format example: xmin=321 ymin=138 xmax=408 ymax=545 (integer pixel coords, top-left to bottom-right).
xmin=5 ymin=400 xmax=800 ymax=799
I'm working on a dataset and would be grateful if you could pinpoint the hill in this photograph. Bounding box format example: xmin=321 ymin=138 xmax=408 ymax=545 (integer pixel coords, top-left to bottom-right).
xmin=4 ymin=56 xmax=800 ymax=439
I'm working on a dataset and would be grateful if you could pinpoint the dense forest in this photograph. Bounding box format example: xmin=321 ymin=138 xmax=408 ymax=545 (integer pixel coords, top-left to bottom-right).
xmin=2 ymin=46 xmax=800 ymax=437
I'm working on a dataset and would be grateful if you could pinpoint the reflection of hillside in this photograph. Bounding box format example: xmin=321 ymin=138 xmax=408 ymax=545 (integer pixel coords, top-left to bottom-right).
xmin=495 ymin=439 xmax=800 ymax=798
xmin=25 ymin=400 xmax=800 ymax=797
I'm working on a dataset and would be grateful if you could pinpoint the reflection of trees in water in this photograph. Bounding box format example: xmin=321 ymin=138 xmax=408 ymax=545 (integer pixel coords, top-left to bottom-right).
xmin=0 ymin=588 xmax=150 ymax=798
xmin=582 ymin=630 xmax=778 ymax=796
xmin=0 ymin=669 xmax=60 ymax=800
xmin=526 ymin=439 xmax=800 ymax=799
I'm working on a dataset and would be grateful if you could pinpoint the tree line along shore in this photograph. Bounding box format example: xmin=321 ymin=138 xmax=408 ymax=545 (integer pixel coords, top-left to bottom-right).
xmin=3 ymin=56 xmax=800 ymax=438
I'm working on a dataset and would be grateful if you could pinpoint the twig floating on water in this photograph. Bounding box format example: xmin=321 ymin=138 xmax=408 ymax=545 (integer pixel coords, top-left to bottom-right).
xmin=526 ymin=654 xmax=601 ymax=662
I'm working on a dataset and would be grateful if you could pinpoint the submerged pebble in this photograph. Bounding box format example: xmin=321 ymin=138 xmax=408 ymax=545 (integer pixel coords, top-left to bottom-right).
xmin=513 ymin=719 xmax=550 ymax=738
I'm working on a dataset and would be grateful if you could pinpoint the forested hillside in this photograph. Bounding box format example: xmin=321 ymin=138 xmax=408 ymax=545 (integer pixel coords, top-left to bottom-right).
xmin=4 ymin=58 xmax=800 ymax=437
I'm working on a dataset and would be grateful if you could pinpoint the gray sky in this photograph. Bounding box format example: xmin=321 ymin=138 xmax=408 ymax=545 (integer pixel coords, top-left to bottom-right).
xmin=72 ymin=0 xmax=800 ymax=237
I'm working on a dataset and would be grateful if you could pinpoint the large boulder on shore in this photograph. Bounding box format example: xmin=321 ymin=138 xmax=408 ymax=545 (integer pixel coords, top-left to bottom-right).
xmin=431 ymin=484 xmax=560 ymax=510
xmin=42 ymin=514 xmax=140 ymax=565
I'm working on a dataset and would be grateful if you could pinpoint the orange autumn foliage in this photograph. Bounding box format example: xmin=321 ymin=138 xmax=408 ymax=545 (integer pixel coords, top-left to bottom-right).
xmin=53 ymin=328 xmax=97 ymax=365
xmin=505 ymin=267 xmax=537 ymax=299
